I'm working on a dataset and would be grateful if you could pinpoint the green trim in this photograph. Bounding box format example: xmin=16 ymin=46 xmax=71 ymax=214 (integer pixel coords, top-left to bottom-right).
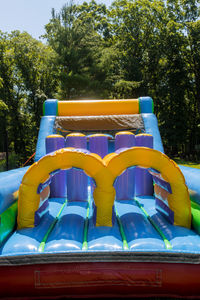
xmin=191 ymin=200 xmax=200 ymax=235
xmin=115 ymin=207 xmax=129 ymax=250
xmin=0 ymin=201 xmax=18 ymax=245
xmin=56 ymin=101 xmax=58 ymax=116
xmin=191 ymin=200 xmax=200 ymax=210
xmin=82 ymin=193 xmax=92 ymax=251
xmin=82 ymin=218 xmax=89 ymax=250
xmin=43 ymin=101 xmax=45 ymax=116
xmin=135 ymin=198 xmax=172 ymax=250
xmin=138 ymin=98 xmax=141 ymax=114
xmin=38 ymin=199 xmax=67 ymax=252
xmin=152 ymin=99 xmax=154 ymax=113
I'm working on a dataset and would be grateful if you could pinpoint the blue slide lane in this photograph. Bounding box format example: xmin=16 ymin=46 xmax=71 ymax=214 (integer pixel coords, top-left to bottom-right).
xmin=0 ymin=198 xmax=66 ymax=256
xmin=87 ymin=214 xmax=123 ymax=251
xmin=137 ymin=196 xmax=200 ymax=253
xmin=87 ymin=196 xmax=123 ymax=251
xmin=44 ymin=201 xmax=88 ymax=252
xmin=115 ymin=200 xmax=165 ymax=251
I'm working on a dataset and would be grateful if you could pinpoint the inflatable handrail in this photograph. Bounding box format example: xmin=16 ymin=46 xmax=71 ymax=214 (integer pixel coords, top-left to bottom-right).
xmin=179 ymin=166 xmax=200 ymax=205
xmin=43 ymin=97 xmax=154 ymax=116
xmin=0 ymin=166 xmax=29 ymax=215
xmin=17 ymin=147 xmax=191 ymax=229
xmin=149 ymin=169 xmax=172 ymax=193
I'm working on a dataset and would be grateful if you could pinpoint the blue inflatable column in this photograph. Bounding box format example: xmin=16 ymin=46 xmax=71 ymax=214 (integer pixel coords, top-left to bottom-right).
xmin=114 ymin=132 xmax=135 ymax=200
xmin=135 ymin=134 xmax=154 ymax=196
xmin=46 ymin=135 xmax=67 ymax=198
xmin=66 ymin=133 xmax=88 ymax=202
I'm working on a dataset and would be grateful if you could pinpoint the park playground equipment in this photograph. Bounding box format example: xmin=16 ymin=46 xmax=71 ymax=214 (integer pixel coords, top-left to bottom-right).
xmin=1 ymin=97 xmax=200 ymax=298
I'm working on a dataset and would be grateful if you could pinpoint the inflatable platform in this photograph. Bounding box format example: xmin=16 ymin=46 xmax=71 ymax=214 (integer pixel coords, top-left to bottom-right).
xmin=1 ymin=97 xmax=200 ymax=299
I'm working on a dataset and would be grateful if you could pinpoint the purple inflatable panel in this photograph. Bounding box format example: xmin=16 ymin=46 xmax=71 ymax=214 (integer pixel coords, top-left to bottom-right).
xmin=45 ymin=135 xmax=67 ymax=198
xmin=135 ymin=134 xmax=153 ymax=196
xmin=88 ymin=134 xmax=111 ymax=223
xmin=114 ymin=132 xmax=135 ymax=200
xmin=66 ymin=133 xmax=88 ymax=201
xmin=89 ymin=134 xmax=109 ymax=159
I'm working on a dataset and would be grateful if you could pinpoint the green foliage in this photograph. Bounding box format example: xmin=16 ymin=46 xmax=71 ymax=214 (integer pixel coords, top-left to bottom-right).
xmin=0 ymin=0 xmax=200 ymax=164
xmin=0 ymin=31 xmax=57 ymax=166
xmin=0 ymin=152 xmax=20 ymax=171
xmin=44 ymin=1 xmax=109 ymax=99
xmin=112 ymin=80 xmax=143 ymax=99
xmin=0 ymin=100 xmax=8 ymax=116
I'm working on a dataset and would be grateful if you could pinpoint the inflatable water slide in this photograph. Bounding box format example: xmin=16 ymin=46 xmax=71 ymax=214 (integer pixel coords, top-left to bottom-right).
xmin=1 ymin=97 xmax=200 ymax=299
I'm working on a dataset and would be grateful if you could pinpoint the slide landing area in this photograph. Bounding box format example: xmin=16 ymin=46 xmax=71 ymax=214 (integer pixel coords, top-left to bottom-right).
xmin=1 ymin=194 xmax=200 ymax=256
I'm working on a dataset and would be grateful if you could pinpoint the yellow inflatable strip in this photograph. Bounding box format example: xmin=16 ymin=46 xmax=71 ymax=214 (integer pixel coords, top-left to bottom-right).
xmin=58 ymin=99 xmax=139 ymax=116
xmin=17 ymin=147 xmax=191 ymax=229
xmin=115 ymin=131 xmax=135 ymax=136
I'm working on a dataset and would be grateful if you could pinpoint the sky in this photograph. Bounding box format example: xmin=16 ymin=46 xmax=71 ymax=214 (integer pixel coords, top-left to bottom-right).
xmin=0 ymin=0 xmax=113 ymax=40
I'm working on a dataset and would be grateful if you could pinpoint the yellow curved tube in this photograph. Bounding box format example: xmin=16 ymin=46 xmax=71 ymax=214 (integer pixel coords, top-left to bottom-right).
xmin=17 ymin=148 xmax=107 ymax=229
xmin=17 ymin=147 xmax=191 ymax=229
xmin=105 ymin=147 xmax=191 ymax=228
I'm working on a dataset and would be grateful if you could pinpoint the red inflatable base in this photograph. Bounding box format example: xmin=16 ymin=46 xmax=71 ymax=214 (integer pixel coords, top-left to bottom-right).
xmin=0 ymin=261 xmax=200 ymax=299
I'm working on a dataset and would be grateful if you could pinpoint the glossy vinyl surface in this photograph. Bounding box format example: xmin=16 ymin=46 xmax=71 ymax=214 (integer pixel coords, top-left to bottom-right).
xmin=2 ymin=98 xmax=200 ymax=299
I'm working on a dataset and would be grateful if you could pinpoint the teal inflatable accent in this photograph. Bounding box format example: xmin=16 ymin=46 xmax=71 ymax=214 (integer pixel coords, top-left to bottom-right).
xmin=142 ymin=113 xmax=164 ymax=152
xmin=180 ymin=166 xmax=200 ymax=205
xmin=0 ymin=167 xmax=29 ymax=214
xmin=139 ymin=97 xmax=154 ymax=113
xmin=35 ymin=116 xmax=56 ymax=162
xmin=43 ymin=99 xmax=58 ymax=116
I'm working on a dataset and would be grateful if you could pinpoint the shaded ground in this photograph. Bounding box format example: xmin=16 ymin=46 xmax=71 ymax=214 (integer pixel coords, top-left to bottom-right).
xmin=174 ymin=157 xmax=200 ymax=169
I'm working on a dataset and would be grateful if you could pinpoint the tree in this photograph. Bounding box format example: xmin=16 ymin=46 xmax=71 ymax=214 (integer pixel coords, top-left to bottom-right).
xmin=44 ymin=1 xmax=110 ymax=99
xmin=11 ymin=31 xmax=58 ymax=127
xmin=0 ymin=31 xmax=57 ymax=167
xmin=108 ymin=0 xmax=200 ymax=158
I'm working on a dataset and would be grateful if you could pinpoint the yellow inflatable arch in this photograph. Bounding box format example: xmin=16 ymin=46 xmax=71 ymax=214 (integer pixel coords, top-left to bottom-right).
xmin=17 ymin=148 xmax=111 ymax=229
xmin=104 ymin=147 xmax=191 ymax=228
xmin=17 ymin=147 xmax=191 ymax=229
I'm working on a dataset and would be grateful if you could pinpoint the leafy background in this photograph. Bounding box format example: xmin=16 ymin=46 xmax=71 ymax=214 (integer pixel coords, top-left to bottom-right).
xmin=0 ymin=0 xmax=200 ymax=169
